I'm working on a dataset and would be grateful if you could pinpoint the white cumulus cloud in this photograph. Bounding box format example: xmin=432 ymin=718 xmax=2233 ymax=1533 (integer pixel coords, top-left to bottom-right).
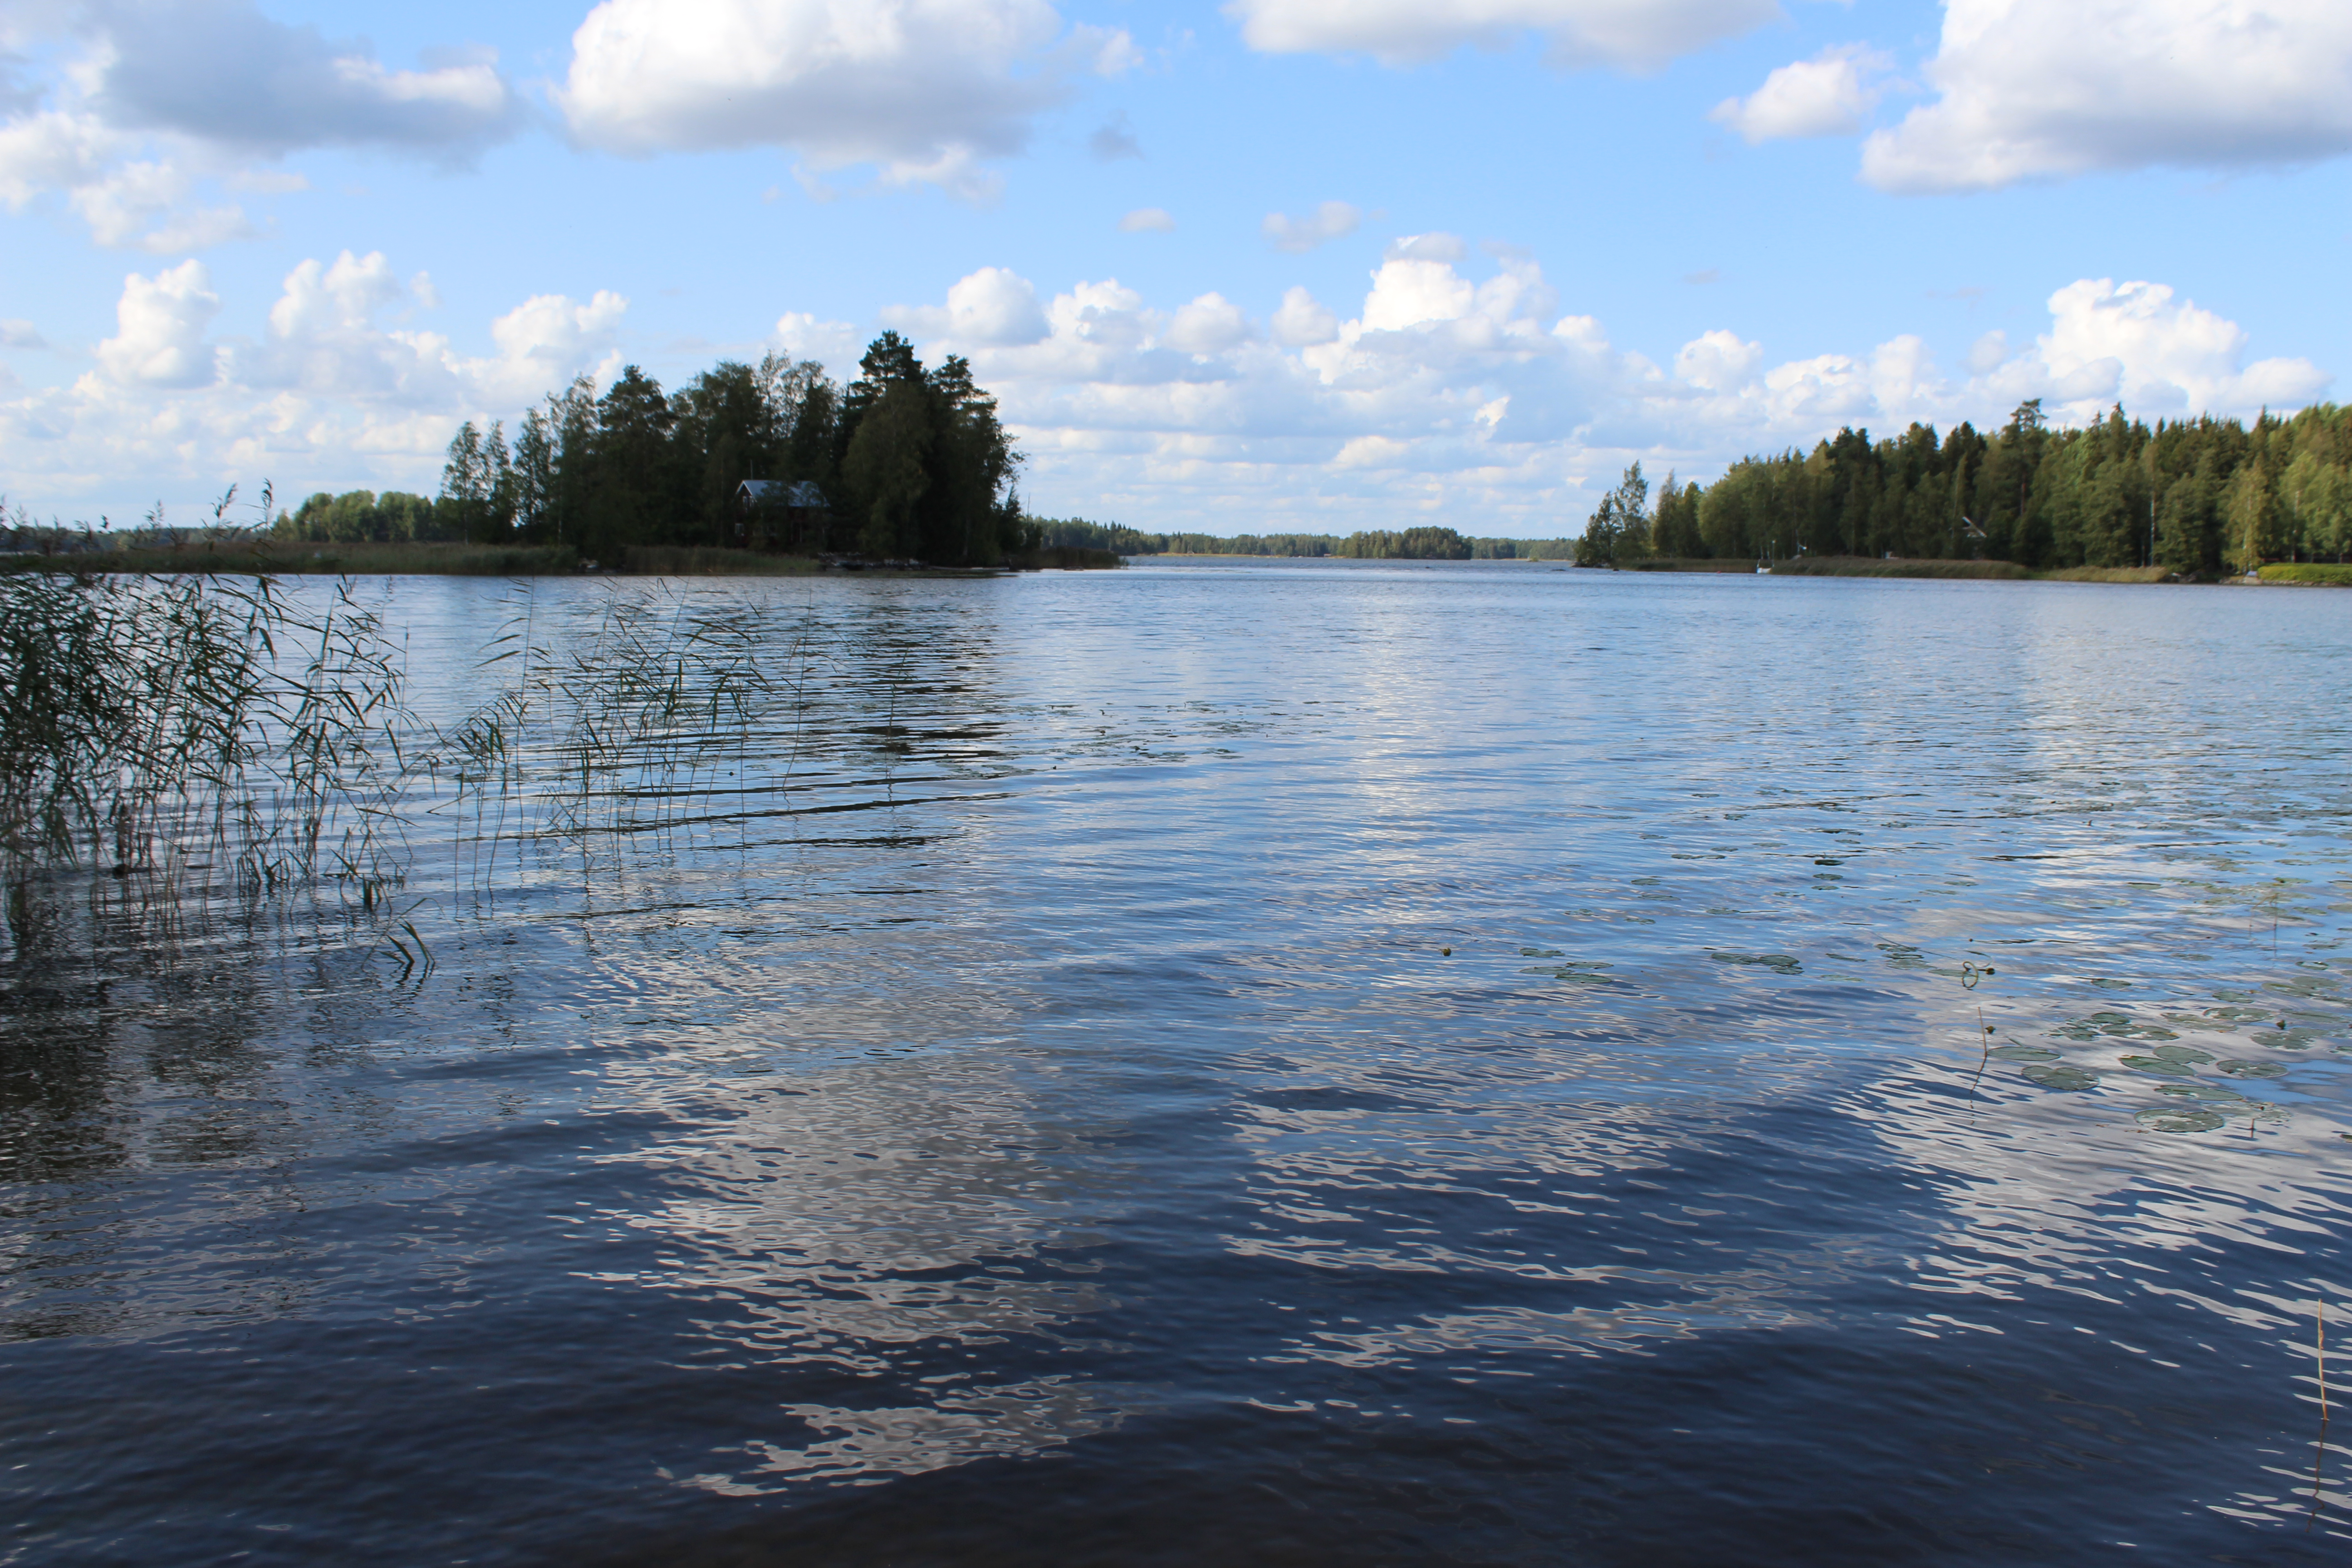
xmin=873 ymin=250 xmax=2328 ymax=533
xmin=2013 ymin=277 xmax=2328 ymax=418
xmin=96 ymin=260 xmax=221 ymax=387
xmin=1228 ymin=0 xmax=1779 ymax=69
xmin=1270 ymin=286 xmax=1338 ymax=347
xmin=556 ymin=0 xmax=1132 ymax=195
xmin=882 ymin=265 xmax=1052 ymax=345
xmin=1165 ymin=293 xmax=1252 ymax=356
xmin=5 ymin=253 xmax=628 ymax=514
xmin=1863 ymin=0 xmax=2352 ymax=191
xmin=1710 ymin=44 xmax=1889 ymax=143
xmin=1673 ymin=329 xmax=1760 ymax=391
xmin=8 ymin=248 xmax=2329 ymax=541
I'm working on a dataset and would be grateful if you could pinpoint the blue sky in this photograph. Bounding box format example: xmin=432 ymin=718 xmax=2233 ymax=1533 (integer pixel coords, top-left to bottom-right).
xmin=4 ymin=0 xmax=2349 ymax=534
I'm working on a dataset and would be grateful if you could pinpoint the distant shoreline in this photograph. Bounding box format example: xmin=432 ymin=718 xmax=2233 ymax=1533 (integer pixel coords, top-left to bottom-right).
xmin=5 ymin=540 xmax=2344 ymax=585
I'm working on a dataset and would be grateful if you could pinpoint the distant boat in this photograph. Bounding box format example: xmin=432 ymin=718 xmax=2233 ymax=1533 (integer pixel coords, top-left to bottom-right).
xmin=1755 ymin=561 xmax=1769 ymax=574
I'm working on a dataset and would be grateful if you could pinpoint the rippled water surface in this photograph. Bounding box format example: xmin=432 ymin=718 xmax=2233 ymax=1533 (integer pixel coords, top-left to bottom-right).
xmin=6 ymin=562 xmax=2352 ymax=1564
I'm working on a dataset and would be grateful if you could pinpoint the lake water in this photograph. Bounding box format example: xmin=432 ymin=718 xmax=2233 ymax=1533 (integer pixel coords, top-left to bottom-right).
xmin=5 ymin=561 xmax=2352 ymax=1564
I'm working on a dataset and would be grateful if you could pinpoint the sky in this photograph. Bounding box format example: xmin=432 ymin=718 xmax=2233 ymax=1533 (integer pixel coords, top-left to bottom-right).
xmin=3 ymin=0 xmax=2350 ymax=537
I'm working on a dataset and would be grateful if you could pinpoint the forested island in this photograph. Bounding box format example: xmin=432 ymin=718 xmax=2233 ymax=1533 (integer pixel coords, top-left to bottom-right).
xmin=290 ymin=332 xmax=1027 ymax=567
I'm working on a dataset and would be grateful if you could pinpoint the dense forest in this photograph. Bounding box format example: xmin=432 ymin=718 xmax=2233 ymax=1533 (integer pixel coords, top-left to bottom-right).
xmin=275 ymin=333 xmax=1029 ymax=565
xmin=1033 ymin=519 xmax=1578 ymax=560
xmin=1577 ymin=401 xmax=2352 ymax=573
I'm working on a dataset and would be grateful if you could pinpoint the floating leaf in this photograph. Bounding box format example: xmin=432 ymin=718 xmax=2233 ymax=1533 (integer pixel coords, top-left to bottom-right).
xmin=1519 ymin=948 xmax=1563 ymax=958
xmin=1989 ymin=1044 xmax=2059 ymax=1061
xmin=2118 ymin=1054 xmax=2199 ymax=1078
xmin=2023 ymin=1063 xmax=2099 ymax=1090
xmin=2147 ymin=1044 xmax=2214 ymax=1065
xmin=2216 ymin=1059 xmax=2287 ymax=1078
xmin=2136 ymin=1107 xmax=2226 ymax=1133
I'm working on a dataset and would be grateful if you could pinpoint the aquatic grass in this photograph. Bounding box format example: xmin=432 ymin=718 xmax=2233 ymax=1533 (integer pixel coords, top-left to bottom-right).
xmin=0 ymin=568 xmax=437 ymax=993
xmin=0 ymin=570 xmax=412 ymax=893
xmin=418 ymin=580 xmax=847 ymax=901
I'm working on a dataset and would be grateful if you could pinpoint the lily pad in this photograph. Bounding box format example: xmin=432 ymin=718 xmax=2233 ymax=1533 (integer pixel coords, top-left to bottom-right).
xmin=2269 ymin=977 xmax=2342 ymax=1000
xmin=2023 ymin=1063 xmax=2100 ymax=1090
xmin=2216 ymin=1059 xmax=2288 ymax=1078
xmin=1519 ymin=948 xmax=1564 ymax=958
xmin=2147 ymin=1044 xmax=2215 ymax=1064
xmin=2118 ymin=1054 xmax=2199 ymax=1078
xmin=2206 ymin=1005 xmax=2271 ymax=1022
xmin=1989 ymin=1044 xmax=2059 ymax=1061
xmin=2136 ymin=1107 xmax=2226 ymax=1133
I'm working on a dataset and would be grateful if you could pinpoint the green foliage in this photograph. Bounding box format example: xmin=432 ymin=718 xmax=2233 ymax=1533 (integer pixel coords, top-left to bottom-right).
xmin=1664 ymin=402 xmax=2351 ymax=572
xmin=2256 ymin=562 xmax=2352 ymax=584
xmin=421 ymin=336 xmax=1025 ymax=566
xmin=1337 ymin=526 xmax=1471 ymax=559
xmin=1574 ymin=463 xmax=1652 ymax=566
xmin=277 ymin=489 xmax=444 ymax=544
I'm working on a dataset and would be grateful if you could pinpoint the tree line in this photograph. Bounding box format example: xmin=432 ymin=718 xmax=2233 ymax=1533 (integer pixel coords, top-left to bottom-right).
xmin=1033 ymin=518 xmax=1579 ymax=560
xmin=273 ymin=333 xmax=1029 ymax=566
xmin=1576 ymin=401 xmax=2352 ymax=572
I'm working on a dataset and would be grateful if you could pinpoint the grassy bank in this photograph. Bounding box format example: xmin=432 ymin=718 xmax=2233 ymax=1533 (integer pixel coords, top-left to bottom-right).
xmin=2034 ymin=565 xmax=2170 ymax=583
xmin=1766 ymin=555 xmax=2033 ymax=580
xmin=2257 ymin=563 xmax=2352 ymax=585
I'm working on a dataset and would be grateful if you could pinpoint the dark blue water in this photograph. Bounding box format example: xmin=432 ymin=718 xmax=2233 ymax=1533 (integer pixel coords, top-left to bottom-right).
xmin=5 ymin=562 xmax=2352 ymax=1564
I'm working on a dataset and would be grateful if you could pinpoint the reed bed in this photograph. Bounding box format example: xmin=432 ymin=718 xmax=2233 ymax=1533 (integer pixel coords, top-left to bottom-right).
xmin=0 ymin=565 xmax=865 ymax=991
xmin=0 ymin=570 xmax=411 ymax=893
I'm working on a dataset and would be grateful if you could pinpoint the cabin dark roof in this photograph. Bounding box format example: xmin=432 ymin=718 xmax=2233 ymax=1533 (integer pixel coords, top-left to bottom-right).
xmin=738 ymin=479 xmax=824 ymax=509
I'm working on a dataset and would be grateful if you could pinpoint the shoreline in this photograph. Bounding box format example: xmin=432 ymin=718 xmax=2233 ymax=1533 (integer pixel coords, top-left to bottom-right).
xmin=5 ymin=541 xmax=2345 ymax=585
